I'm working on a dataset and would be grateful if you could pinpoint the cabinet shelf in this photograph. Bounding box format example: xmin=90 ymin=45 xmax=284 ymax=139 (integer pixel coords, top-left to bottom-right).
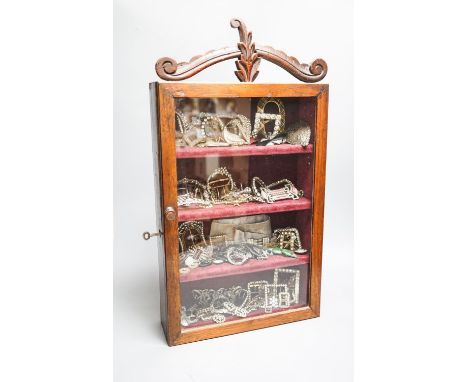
xmin=180 ymin=254 xmax=309 ymax=283
xmin=176 ymin=144 xmax=313 ymax=159
xmin=178 ymin=197 xmax=312 ymax=222
xmin=183 ymin=304 xmax=308 ymax=329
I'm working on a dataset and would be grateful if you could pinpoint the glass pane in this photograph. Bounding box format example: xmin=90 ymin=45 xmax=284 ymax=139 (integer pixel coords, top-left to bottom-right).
xmin=175 ymin=96 xmax=316 ymax=329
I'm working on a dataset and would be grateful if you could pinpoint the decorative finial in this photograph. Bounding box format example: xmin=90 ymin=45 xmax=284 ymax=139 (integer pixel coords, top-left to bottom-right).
xmin=230 ymin=18 xmax=260 ymax=82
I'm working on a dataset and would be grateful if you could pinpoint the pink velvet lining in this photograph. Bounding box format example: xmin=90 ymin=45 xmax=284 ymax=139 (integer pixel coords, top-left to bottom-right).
xmin=176 ymin=144 xmax=313 ymax=159
xmin=180 ymin=262 xmax=310 ymax=329
xmin=180 ymin=254 xmax=309 ymax=283
xmin=178 ymin=197 xmax=312 ymax=222
xmin=183 ymin=303 xmax=307 ymax=329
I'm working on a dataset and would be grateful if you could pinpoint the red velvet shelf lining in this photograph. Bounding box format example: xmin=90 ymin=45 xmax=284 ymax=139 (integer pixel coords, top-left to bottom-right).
xmin=178 ymin=197 xmax=312 ymax=222
xmin=176 ymin=144 xmax=313 ymax=158
xmin=180 ymin=254 xmax=309 ymax=283
xmin=183 ymin=303 xmax=307 ymax=329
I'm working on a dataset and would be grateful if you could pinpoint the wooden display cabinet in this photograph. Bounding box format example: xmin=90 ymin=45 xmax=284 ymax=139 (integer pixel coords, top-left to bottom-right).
xmin=145 ymin=19 xmax=329 ymax=346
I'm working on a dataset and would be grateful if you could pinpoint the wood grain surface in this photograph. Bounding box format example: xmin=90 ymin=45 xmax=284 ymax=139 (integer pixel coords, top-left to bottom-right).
xmin=153 ymin=83 xmax=329 ymax=345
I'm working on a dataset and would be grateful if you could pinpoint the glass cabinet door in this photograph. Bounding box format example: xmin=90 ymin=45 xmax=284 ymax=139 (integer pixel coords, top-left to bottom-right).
xmin=172 ymin=95 xmax=317 ymax=329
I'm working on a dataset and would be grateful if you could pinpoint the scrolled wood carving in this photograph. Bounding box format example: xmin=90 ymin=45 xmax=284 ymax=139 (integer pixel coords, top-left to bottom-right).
xmin=156 ymin=47 xmax=240 ymax=82
xmin=256 ymin=46 xmax=328 ymax=83
xmin=155 ymin=18 xmax=327 ymax=83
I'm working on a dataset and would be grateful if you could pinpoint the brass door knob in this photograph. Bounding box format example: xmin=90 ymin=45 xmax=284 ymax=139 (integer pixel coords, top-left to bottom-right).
xmin=164 ymin=206 xmax=176 ymax=221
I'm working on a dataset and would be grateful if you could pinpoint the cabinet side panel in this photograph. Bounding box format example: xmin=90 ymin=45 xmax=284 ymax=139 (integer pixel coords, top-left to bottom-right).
xmin=158 ymin=85 xmax=182 ymax=346
xmin=310 ymin=86 xmax=329 ymax=315
xmin=149 ymin=83 xmax=168 ymax=337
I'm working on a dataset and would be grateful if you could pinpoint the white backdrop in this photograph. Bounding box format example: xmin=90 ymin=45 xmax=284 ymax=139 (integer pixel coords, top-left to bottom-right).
xmin=114 ymin=1 xmax=353 ymax=381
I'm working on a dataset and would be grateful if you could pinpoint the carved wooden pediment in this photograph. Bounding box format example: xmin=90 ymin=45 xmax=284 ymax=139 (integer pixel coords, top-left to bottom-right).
xmin=155 ymin=18 xmax=327 ymax=83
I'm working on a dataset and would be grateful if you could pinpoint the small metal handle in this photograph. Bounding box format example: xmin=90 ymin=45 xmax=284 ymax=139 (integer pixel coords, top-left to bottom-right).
xmin=164 ymin=206 xmax=176 ymax=221
xmin=142 ymin=230 xmax=163 ymax=240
